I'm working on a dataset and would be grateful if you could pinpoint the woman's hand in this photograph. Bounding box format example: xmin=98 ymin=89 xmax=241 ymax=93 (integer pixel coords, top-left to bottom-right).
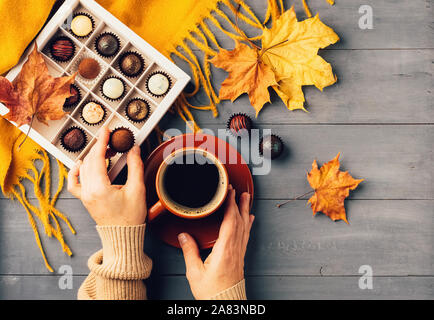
xmin=178 ymin=185 xmax=254 ymax=299
xmin=67 ymin=127 xmax=146 ymax=226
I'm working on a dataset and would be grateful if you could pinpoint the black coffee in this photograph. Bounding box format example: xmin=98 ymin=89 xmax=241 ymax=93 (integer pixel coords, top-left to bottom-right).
xmin=164 ymin=153 xmax=220 ymax=208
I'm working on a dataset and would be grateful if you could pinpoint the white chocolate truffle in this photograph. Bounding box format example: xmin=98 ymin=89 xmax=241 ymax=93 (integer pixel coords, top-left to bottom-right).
xmin=71 ymin=15 xmax=93 ymax=37
xmin=102 ymin=78 xmax=125 ymax=100
xmin=147 ymin=73 xmax=170 ymax=96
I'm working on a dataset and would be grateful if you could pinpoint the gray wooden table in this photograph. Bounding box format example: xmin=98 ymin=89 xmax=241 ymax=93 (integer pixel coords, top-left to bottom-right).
xmin=0 ymin=0 xmax=433 ymax=299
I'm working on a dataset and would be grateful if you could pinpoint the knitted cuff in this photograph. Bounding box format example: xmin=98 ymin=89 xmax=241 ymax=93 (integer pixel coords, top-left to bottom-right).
xmin=209 ymin=279 xmax=247 ymax=300
xmin=88 ymin=224 xmax=152 ymax=280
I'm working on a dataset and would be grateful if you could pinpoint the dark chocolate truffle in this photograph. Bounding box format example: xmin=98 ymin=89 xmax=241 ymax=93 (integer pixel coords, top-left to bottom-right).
xmin=61 ymin=127 xmax=86 ymax=152
xmin=119 ymin=52 xmax=144 ymax=77
xmin=78 ymin=58 xmax=101 ymax=80
xmin=109 ymin=127 xmax=135 ymax=153
xmin=227 ymin=113 xmax=252 ymax=136
xmin=95 ymin=32 xmax=120 ymax=57
xmin=50 ymin=36 xmax=75 ymax=62
xmin=64 ymin=84 xmax=81 ymax=109
xmin=126 ymin=99 xmax=149 ymax=122
xmin=259 ymin=135 xmax=284 ymax=159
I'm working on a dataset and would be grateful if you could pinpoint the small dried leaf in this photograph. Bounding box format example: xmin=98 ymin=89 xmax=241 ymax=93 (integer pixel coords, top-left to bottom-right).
xmin=210 ymin=41 xmax=277 ymax=116
xmin=0 ymin=44 xmax=76 ymax=127
xmin=307 ymin=153 xmax=364 ymax=223
xmin=261 ymin=8 xmax=339 ymax=111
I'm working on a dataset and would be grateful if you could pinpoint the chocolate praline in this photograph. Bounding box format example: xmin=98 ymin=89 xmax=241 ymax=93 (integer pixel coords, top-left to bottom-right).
xmin=259 ymin=134 xmax=284 ymax=159
xmin=146 ymin=72 xmax=171 ymax=97
xmin=78 ymin=58 xmax=100 ymax=80
xmin=71 ymin=13 xmax=94 ymax=38
xmin=227 ymin=113 xmax=252 ymax=136
xmin=81 ymin=102 xmax=105 ymax=125
xmin=126 ymin=99 xmax=149 ymax=122
xmin=119 ymin=52 xmax=144 ymax=77
xmin=61 ymin=127 xmax=86 ymax=152
xmin=109 ymin=127 xmax=135 ymax=153
xmin=95 ymin=32 xmax=120 ymax=57
xmin=64 ymin=84 xmax=81 ymax=109
xmin=101 ymin=77 xmax=125 ymax=100
xmin=50 ymin=36 xmax=75 ymax=62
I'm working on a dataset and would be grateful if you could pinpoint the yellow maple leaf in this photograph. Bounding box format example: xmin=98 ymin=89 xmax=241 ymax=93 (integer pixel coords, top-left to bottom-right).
xmin=261 ymin=8 xmax=339 ymax=111
xmin=210 ymin=41 xmax=277 ymax=116
xmin=307 ymin=153 xmax=364 ymax=223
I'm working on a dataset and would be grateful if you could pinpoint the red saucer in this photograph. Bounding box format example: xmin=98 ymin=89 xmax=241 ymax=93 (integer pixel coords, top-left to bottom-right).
xmin=143 ymin=133 xmax=254 ymax=249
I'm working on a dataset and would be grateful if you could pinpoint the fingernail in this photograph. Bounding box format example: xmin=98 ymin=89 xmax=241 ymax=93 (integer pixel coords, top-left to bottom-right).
xmin=133 ymin=145 xmax=140 ymax=154
xmin=178 ymin=233 xmax=187 ymax=245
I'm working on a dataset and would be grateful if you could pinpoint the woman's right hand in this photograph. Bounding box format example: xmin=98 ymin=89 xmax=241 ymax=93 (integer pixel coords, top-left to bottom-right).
xmin=178 ymin=185 xmax=254 ymax=299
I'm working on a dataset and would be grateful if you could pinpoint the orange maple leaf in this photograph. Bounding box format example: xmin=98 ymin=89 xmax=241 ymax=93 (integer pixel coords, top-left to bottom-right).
xmin=0 ymin=43 xmax=76 ymax=127
xmin=209 ymin=41 xmax=277 ymax=116
xmin=307 ymin=153 xmax=364 ymax=223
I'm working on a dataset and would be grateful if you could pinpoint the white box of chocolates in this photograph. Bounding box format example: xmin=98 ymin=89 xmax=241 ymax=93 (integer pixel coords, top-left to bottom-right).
xmin=0 ymin=0 xmax=190 ymax=181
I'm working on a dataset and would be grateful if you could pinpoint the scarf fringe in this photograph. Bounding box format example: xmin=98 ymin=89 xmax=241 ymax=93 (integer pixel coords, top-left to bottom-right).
xmin=8 ymin=150 xmax=75 ymax=272
xmin=168 ymin=0 xmax=335 ymax=132
xmin=169 ymin=0 xmax=267 ymax=132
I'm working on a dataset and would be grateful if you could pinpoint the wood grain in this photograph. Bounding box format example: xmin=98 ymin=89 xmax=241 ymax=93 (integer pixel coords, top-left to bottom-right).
xmin=1 ymin=199 xmax=432 ymax=277
xmin=0 ymin=0 xmax=432 ymax=300
xmin=173 ymin=49 xmax=434 ymax=125
xmin=0 ymin=275 xmax=431 ymax=300
xmin=207 ymin=0 xmax=434 ymax=50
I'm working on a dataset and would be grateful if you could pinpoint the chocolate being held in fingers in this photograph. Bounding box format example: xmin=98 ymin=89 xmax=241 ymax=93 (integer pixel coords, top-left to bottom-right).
xmin=109 ymin=127 xmax=135 ymax=153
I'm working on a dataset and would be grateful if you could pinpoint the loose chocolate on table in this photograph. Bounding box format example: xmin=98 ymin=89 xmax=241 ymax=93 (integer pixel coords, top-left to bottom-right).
xmin=227 ymin=113 xmax=252 ymax=136
xmin=81 ymin=101 xmax=106 ymax=126
xmin=259 ymin=134 xmax=284 ymax=159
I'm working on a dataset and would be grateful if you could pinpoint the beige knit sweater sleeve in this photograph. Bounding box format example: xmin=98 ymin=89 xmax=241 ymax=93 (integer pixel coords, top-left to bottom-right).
xmin=77 ymin=224 xmax=247 ymax=300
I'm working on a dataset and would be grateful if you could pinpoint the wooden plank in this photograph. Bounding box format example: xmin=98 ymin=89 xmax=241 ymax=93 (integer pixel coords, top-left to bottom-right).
xmin=154 ymin=123 xmax=433 ymax=200
xmin=7 ymin=124 xmax=433 ymax=200
xmin=205 ymin=0 xmax=434 ymax=50
xmin=0 ymin=199 xmax=432 ymax=276
xmin=0 ymin=275 xmax=431 ymax=300
xmin=171 ymin=49 xmax=434 ymax=125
